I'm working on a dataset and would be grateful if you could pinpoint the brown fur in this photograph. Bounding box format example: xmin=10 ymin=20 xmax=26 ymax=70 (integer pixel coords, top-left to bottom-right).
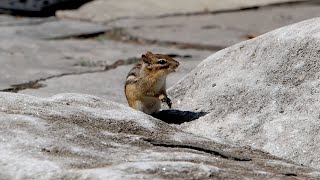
xmin=125 ymin=52 xmax=179 ymax=115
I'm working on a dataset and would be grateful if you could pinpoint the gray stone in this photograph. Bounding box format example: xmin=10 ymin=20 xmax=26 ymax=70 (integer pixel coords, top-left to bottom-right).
xmin=15 ymin=20 xmax=108 ymax=39
xmin=20 ymin=65 xmax=132 ymax=104
xmin=0 ymin=17 xmax=109 ymax=39
xmin=0 ymin=13 xmax=213 ymax=101
xmin=0 ymin=38 xmax=103 ymax=90
xmin=169 ymin=17 xmax=320 ymax=169
xmin=19 ymin=49 xmax=212 ymax=104
xmin=56 ymin=0 xmax=310 ymax=23
xmin=0 ymin=15 xmax=55 ymax=26
xmin=109 ymin=2 xmax=320 ymax=48
xmin=0 ymin=92 xmax=319 ymax=179
xmin=1 ymin=38 xmax=205 ymax=91
xmin=0 ymin=0 xmax=79 ymax=11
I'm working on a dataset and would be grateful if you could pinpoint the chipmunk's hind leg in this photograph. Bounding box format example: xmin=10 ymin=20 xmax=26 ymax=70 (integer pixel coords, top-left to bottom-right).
xmin=142 ymin=97 xmax=161 ymax=115
xmin=131 ymin=100 xmax=144 ymax=112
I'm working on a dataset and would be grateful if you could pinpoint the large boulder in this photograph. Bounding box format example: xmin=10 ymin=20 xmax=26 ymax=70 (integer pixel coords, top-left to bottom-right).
xmin=0 ymin=92 xmax=319 ymax=179
xmin=169 ymin=17 xmax=320 ymax=169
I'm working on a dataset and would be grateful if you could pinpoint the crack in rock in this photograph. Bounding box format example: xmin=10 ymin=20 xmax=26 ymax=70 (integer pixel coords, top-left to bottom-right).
xmin=0 ymin=0 xmax=93 ymax=17
xmin=154 ymin=0 xmax=318 ymax=19
xmin=0 ymin=59 xmax=126 ymax=93
xmin=46 ymin=31 xmax=106 ymax=40
xmin=284 ymin=173 xmax=298 ymax=177
xmin=80 ymin=28 xmax=226 ymax=51
xmin=143 ymin=138 xmax=252 ymax=162
xmin=1 ymin=53 xmax=192 ymax=93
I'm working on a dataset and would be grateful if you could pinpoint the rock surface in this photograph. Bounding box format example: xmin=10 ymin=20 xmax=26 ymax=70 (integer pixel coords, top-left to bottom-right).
xmin=169 ymin=17 xmax=320 ymax=169
xmin=56 ymin=0 xmax=309 ymax=23
xmin=2 ymin=2 xmax=320 ymax=178
xmin=12 ymin=20 xmax=108 ymax=39
xmin=19 ymin=50 xmax=210 ymax=104
xmin=0 ymin=0 xmax=89 ymax=12
xmin=3 ymin=2 xmax=320 ymax=102
xmin=0 ymin=38 xmax=108 ymax=90
xmin=0 ymin=17 xmax=108 ymax=39
xmin=109 ymin=2 xmax=320 ymax=48
xmin=0 ymin=14 xmax=213 ymax=102
xmin=0 ymin=24 xmax=211 ymax=92
xmin=0 ymin=92 xmax=320 ymax=179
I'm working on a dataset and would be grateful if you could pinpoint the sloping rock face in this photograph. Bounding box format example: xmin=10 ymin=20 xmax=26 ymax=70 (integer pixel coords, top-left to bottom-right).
xmin=169 ymin=17 xmax=320 ymax=169
xmin=0 ymin=93 xmax=319 ymax=179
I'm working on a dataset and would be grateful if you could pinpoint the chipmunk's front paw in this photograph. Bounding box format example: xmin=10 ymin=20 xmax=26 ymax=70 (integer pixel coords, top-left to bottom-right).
xmin=159 ymin=94 xmax=172 ymax=108
xmin=166 ymin=98 xmax=172 ymax=108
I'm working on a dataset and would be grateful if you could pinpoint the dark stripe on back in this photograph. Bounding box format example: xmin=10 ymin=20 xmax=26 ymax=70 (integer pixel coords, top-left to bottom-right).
xmin=127 ymin=63 xmax=142 ymax=78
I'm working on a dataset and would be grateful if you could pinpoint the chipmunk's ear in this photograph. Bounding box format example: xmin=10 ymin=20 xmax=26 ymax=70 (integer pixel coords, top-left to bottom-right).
xmin=146 ymin=51 xmax=153 ymax=56
xmin=142 ymin=53 xmax=151 ymax=65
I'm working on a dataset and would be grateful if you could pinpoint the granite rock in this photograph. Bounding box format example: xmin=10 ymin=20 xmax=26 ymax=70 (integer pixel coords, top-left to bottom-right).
xmin=0 ymin=92 xmax=319 ymax=179
xmin=169 ymin=17 xmax=320 ymax=169
xmin=56 ymin=0 xmax=309 ymax=23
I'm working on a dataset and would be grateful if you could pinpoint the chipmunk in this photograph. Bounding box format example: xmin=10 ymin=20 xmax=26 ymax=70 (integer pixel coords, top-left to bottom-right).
xmin=125 ymin=52 xmax=180 ymax=115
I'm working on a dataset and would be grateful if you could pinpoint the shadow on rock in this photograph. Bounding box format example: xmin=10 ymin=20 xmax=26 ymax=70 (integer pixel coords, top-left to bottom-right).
xmin=153 ymin=109 xmax=207 ymax=124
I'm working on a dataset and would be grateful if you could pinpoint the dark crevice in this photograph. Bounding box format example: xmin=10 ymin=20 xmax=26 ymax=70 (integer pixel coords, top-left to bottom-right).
xmin=166 ymin=54 xmax=192 ymax=59
xmin=0 ymin=59 xmax=126 ymax=93
xmin=156 ymin=6 xmax=259 ymax=19
xmin=143 ymin=138 xmax=252 ymax=162
xmin=284 ymin=173 xmax=297 ymax=177
xmin=47 ymin=31 xmax=107 ymax=40
xmin=0 ymin=69 xmax=102 ymax=93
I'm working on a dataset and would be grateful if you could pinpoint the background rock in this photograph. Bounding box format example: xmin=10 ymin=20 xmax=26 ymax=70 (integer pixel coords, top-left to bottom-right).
xmin=108 ymin=2 xmax=320 ymax=49
xmin=3 ymin=2 xmax=320 ymax=105
xmin=0 ymin=15 xmax=55 ymax=26
xmin=11 ymin=20 xmax=108 ymax=39
xmin=0 ymin=92 xmax=319 ymax=179
xmin=0 ymin=16 xmax=108 ymax=39
xmin=56 ymin=0 xmax=310 ymax=23
xmin=19 ymin=49 xmax=210 ymax=104
xmin=169 ymin=17 xmax=320 ymax=169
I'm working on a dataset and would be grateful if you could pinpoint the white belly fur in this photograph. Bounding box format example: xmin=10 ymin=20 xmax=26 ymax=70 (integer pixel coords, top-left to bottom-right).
xmin=154 ymin=76 xmax=166 ymax=92
xmin=138 ymin=76 xmax=166 ymax=115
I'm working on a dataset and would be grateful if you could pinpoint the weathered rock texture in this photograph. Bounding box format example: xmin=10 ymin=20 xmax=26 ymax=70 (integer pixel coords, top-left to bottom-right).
xmin=109 ymin=2 xmax=320 ymax=49
xmin=169 ymin=17 xmax=320 ymax=169
xmin=0 ymin=14 xmax=213 ymax=103
xmin=0 ymin=16 xmax=108 ymax=39
xmin=0 ymin=92 xmax=320 ymax=179
xmin=56 ymin=0 xmax=310 ymax=23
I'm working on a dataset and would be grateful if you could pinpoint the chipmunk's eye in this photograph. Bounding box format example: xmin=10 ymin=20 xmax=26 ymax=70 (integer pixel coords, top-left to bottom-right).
xmin=157 ymin=59 xmax=167 ymax=65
